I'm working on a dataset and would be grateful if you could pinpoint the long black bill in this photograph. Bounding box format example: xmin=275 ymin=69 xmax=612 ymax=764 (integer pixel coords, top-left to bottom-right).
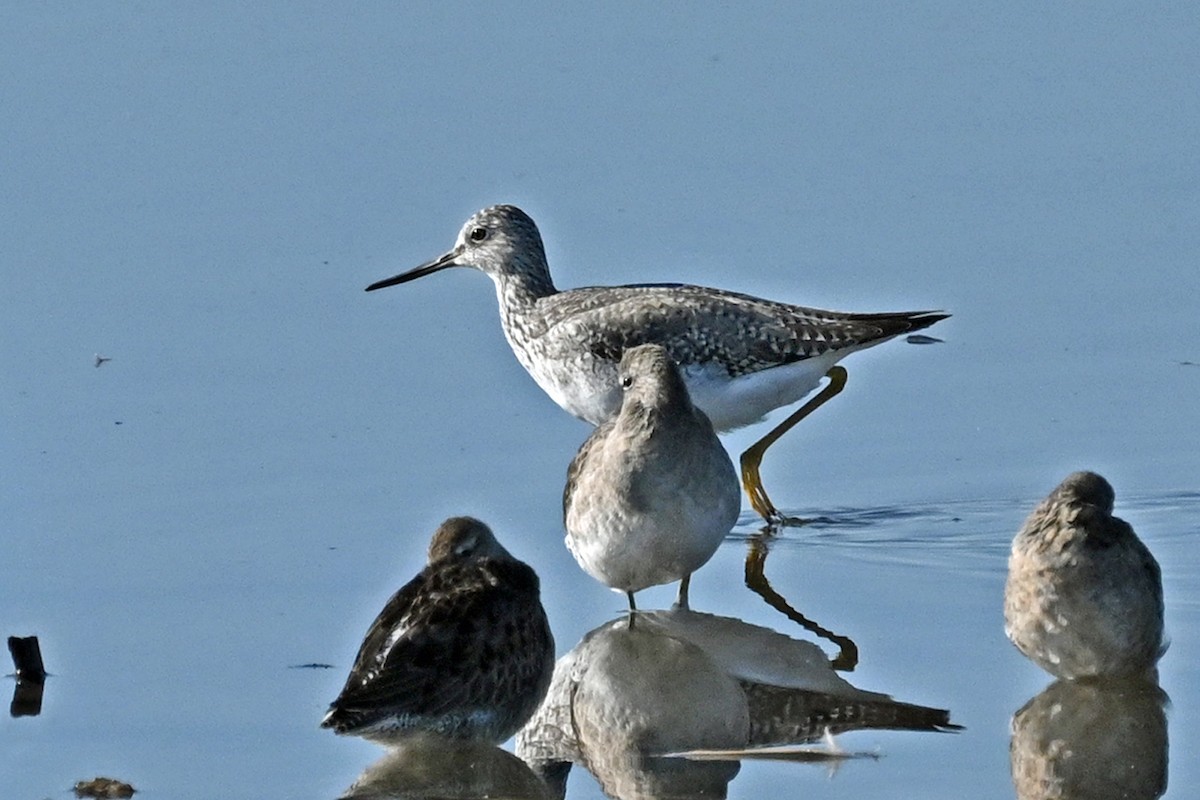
xmin=365 ymin=246 xmax=463 ymax=292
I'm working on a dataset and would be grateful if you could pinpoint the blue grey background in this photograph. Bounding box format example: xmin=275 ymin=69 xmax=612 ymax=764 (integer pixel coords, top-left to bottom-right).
xmin=4 ymin=4 xmax=1197 ymax=798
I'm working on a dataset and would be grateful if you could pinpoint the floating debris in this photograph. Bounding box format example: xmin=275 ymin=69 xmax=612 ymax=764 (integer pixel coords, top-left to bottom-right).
xmin=10 ymin=678 xmax=44 ymax=717
xmin=74 ymin=777 xmax=135 ymax=798
xmin=8 ymin=636 xmax=46 ymax=684
xmin=8 ymin=636 xmax=46 ymax=717
xmin=905 ymin=334 xmax=944 ymax=345
xmin=94 ymin=354 xmax=112 ymax=368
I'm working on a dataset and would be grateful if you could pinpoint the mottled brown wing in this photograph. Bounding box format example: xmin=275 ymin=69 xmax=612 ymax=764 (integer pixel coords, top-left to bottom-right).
xmin=331 ymin=559 xmax=544 ymax=719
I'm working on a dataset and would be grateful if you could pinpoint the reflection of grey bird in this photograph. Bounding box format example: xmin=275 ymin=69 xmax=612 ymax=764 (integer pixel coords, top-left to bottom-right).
xmin=633 ymin=610 xmax=959 ymax=745
xmin=563 ymin=344 xmax=740 ymax=611
xmin=1004 ymin=471 xmax=1165 ymax=679
xmin=739 ymin=683 xmax=960 ymax=747
xmin=1010 ymin=677 xmax=1168 ymax=800
xmin=520 ymin=614 xmax=749 ymax=800
xmin=322 ymin=517 xmax=554 ymax=743
xmin=366 ymin=204 xmax=948 ymax=521
xmin=517 ymin=608 xmax=959 ymax=798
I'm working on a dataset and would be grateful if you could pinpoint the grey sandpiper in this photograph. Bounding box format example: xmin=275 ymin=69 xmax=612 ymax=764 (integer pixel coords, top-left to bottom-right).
xmin=366 ymin=204 xmax=948 ymax=523
xmin=1004 ymin=471 xmax=1166 ymax=680
xmin=321 ymin=516 xmax=555 ymax=742
xmin=563 ymin=343 xmax=741 ymax=611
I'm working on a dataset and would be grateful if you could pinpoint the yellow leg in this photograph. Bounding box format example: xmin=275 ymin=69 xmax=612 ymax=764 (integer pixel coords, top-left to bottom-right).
xmin=739 ymin=366 xmax=849 ymax=523
xmin=744 ymin=534 xmax=858 ymax=671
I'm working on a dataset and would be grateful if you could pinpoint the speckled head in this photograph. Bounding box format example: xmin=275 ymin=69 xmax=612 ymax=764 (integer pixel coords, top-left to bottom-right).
xmin=1050 ymin=471 xmax=1116 ymax=513
xmin=426 ymin=516 xmax=513 ymax=565
xmin=366 ymin=205 xmax=553 ymax=292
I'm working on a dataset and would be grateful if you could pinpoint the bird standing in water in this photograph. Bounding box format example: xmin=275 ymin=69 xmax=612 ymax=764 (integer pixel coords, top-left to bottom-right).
xmin=366 ymin=204 xmax=948 ymax=523
xmin=1004 ymin=471 xmax=1165 ymax=680
xmin=563 ymin=344 xmax=740 ymax=611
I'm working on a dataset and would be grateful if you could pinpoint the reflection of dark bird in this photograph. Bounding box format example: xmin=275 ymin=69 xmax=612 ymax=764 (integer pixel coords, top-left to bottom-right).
xmin=339 ymin=735 xmax=553 ymax=800
xmin=564 ymin=344 xmax=740 ymax=610
xmin=1010 ymin=677 xmax=1168 ymax=800
xmin=1004 ymin=472 xmax=1165 ymax=679
xmin=322 ymin=517 xmax=554 ymax=743
xmin=366 ymin=204 xmax=948 ymax=522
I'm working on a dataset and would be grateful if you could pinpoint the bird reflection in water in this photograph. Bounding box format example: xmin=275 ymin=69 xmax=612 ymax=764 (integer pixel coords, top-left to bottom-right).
xmin=517 ymin=609 xmax=959 ymax=800
xmin=743 ymin=531 xmax=859 ymax=670
xmin=338 ymin=734 xmax=553 ymax=800
xmin=1010 ymin=677 xmax=1168 ymax=800
xmin=1004 ymin=471 xmax=1165 ymax=681
xmin=1003 ymin=472 xmax=1169 ymax=798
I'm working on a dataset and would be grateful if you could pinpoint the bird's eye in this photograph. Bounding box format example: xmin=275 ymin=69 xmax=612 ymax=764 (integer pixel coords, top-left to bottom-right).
xmin=469 ymin=226 xmax=488 ymax=243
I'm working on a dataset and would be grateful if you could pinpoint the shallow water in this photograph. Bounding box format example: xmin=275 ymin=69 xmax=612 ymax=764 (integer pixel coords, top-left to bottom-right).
xmin=4 ymin=4 xmax=1199 ymax=799
xmin=5 ymin=492 xmax=1197 ymax=798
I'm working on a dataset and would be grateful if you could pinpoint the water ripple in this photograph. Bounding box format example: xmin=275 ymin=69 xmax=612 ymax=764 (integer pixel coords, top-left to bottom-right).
xmin=730 ymin=490 xmax=1199 ymax=576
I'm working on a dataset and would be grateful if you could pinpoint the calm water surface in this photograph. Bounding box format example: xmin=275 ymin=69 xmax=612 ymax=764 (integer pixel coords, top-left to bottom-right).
xmin=4 ymin=488 xmax=1197 ymax=798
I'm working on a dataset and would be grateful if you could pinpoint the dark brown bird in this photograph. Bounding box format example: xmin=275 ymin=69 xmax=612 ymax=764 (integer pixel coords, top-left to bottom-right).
xmin=322 ymin=517 xmax=554 ymax=742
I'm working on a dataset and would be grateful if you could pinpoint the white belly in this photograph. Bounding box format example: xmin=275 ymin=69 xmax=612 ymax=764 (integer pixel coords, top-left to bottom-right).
xmin=527 ymin=351 xmax=842 ymax=431
xmin=682 ymin=355 xmax=842 ymax=431
xmin=563 ymin=425 xmax=741 ymax=594
xmin=565 ymin=496 xmax=737 ymax=595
